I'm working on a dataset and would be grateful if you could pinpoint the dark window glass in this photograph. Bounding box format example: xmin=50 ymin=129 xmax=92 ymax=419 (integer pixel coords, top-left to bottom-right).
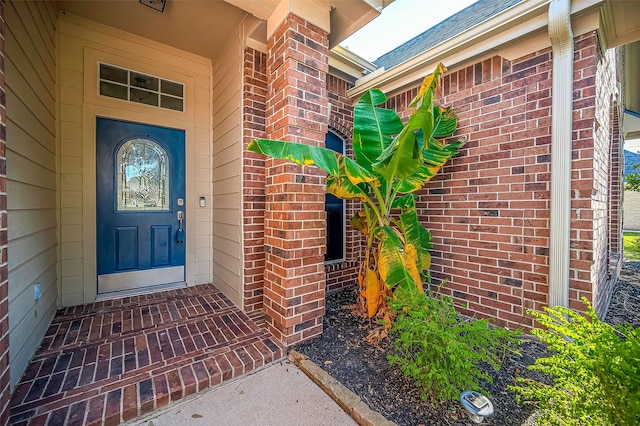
xmin=161 ymin=80 xmax=183 ymax=97
xmin=99 ymin=81 xmax=127 ymax=100
xmin=100 ymin=64 xmax=128 ymax=84
xmin=130 ymin=72 xmax=158 ymax=91
xmin=325 ymin=131 xmax=345 ymax=262
xmin=160 ymin=95 xmax=183 ymax=112
xmin=130 ymin=88 xmax=158 ymax=106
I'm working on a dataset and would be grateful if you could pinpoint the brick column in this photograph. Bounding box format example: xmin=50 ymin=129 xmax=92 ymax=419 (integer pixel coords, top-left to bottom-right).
xmin=0 ymin=1 xmax=9 ymax=423
xmin=263 ymin=13 xmax=329 ymax=346
xmin=242 ymin=47 xmax=268 ymax=315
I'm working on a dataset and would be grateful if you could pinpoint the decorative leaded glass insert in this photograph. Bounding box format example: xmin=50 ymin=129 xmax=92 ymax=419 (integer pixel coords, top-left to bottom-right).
xmin=99 ymin=63 xmax=184 ymax=112
xmin=116 ymin=138 xmax=169 ymax=211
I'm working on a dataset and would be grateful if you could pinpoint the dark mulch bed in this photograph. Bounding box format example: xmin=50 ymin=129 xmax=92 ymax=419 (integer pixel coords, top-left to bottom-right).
xmin=294 ymin=261 xmax=640 ymax=426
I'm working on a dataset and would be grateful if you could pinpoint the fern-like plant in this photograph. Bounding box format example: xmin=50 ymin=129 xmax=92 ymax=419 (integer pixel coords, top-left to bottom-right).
xmin=510 ymin=298 xmax=640 ymax=426
xmin=388 ymin=289 xmax=520 ymax=403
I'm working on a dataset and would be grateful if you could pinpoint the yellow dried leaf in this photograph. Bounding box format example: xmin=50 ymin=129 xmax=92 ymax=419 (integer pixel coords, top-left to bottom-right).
xmin=365 ymin=269 xmax=380 ymax=318
xmin=409 ymin=63 xmax=447 ymax=107
xmin=403 ymin=243 xmax=423 ymax=293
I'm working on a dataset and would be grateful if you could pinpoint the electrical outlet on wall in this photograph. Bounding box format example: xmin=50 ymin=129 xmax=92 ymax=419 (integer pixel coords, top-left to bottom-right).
xmin=34 ymin=283 xmax=42 ymax=300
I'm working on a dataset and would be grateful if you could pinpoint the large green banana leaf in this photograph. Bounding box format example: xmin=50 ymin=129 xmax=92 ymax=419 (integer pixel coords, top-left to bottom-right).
xmin=371 ymin=128 xmax=422 ymax=182
xmin=377 ymin=226 xmax=421 ymax=294
xmin=326 ymin=160 xmax=373 ymax=201
xmin=372 ymin=85 xmax=438 ymax=182
xmin=353 ymin=89 xmax=404 ymax=173
xmin=247 ymin=138 xmax=376 ymax=187
xmin=394 ymin=138 xmax=465 ymax=193
xmin=391 ymin=194 xmax=432 ymax=274
xmin=433 ymin=106 xmax=458 ymax=138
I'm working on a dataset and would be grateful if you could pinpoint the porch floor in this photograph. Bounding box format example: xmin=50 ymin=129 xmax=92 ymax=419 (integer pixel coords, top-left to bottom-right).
xmin=9 ymin=284 xmax=285 ymax=425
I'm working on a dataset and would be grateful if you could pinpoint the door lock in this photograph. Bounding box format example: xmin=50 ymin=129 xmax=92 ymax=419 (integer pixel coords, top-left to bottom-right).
xmin=177 ymin=198 xmax=184 ymax=206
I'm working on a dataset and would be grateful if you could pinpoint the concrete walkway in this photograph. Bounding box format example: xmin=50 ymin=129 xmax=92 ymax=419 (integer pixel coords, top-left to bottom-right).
xmin=131 ymin=361 xmax=357 ymax=426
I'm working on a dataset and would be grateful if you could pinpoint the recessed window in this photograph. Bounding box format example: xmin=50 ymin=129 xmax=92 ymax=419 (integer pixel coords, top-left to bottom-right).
xmin=99 ymin=63 xmax=184 ymax=112
xmin=325 ymin=131 xmax=346 ymax=262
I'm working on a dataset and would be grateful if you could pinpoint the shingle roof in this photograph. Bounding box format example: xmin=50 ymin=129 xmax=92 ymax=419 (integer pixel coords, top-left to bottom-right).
xmin=373 ymin=0 xmax=525 ymax=70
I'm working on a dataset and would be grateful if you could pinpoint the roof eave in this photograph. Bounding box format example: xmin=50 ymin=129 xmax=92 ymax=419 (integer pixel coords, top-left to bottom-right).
xmin=347 ymin=0 xmax=603 ymax=99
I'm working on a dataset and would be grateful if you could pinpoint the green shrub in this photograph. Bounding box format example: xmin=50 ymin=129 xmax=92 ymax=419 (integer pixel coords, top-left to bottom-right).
xmin=509 ymin=298 xmax=640 ymax=426
xmin=387 ymin=289 xmax=520 ymax=403
xmin=623 ymin=231 xmax=640 ymax=261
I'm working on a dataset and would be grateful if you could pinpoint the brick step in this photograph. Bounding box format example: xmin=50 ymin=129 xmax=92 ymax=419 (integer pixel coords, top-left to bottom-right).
xmin=38 ymin=288 xmax=242 ymax=355
xmin=10 ymin=333 xmax=284 ymax=425
xmin=52 ymin=284 xmax=227 ymax=321
xmin=9 ymin=284 xmax=285 ymax=425
xmin=21 ymin=309 xmax=270 ymax=389
xmin=36 ymin=305 xmax=249 ymax=357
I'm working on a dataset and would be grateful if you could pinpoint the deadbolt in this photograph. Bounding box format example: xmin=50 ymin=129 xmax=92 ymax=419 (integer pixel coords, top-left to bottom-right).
xmin=177 ymin=198 xmax=184 ymax=206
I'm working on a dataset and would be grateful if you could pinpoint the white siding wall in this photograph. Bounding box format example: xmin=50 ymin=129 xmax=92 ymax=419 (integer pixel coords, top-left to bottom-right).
xmin=6 ymin=0 xmax=58 ymax=387
xmin=58 ymin=13 xmax=213 ymax=305
xmin=212 ymin=28 xmax=243 ymax=306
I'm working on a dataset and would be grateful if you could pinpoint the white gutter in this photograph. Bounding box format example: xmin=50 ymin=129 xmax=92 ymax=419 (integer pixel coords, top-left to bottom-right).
xmin=548 ymin=0 xmax=574 ymax=308
xmin=331 ymin=45 xmax=377 ymax=74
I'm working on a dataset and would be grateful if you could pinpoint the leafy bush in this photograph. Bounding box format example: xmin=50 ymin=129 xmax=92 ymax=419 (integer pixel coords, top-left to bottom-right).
xmin=625 ymin=162 xmax=640 ymax=192
xmin=509 ymin=298 xmax=640 ymax=426
xmin=623 ymin=231 xmax=640 ymax=261
xmin=387 ymin=289 xmax=520 ymax=403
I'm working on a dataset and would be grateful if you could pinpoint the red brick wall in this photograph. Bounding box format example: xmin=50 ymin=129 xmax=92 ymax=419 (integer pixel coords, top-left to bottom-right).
xmin=325 ymin=74 xmax=364 ymax=292
xmin=569 ymin=32 xmax=599 ymax=312
xmin=263 ymin=13 xmax=329 ymax=345
xmin=0 ymin=0 xmax=9 ymax=422
xmin=378 ymin=32 xmax=618 ymax=329
xmin=242 ymin=54 xmax=363 ymax=313
xmin=592 ymin=36 xmax=625 ymax=317
xmin=242 ymin=47 xmax=268 ymax=314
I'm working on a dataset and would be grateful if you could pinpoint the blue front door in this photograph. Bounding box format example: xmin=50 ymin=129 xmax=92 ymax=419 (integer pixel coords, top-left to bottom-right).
xmin=96 ymin=118 xmax=186 ymax=293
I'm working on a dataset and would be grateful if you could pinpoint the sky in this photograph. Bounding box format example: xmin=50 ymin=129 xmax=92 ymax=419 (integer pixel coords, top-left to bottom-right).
xmin=339 ymin=0 xmax=479 ymax=62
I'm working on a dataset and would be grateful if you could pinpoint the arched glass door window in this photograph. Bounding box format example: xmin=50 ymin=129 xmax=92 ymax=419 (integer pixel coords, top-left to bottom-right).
xmin=116 ymin=138 xmax=169 ymax=211
xmin=325 ymin=131 xmax=345 ymax=262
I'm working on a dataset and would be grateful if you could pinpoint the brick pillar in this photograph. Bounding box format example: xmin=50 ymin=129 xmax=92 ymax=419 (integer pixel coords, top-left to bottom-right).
xmin=242 ymin=48 xmax=268 ymax=315
xmin=0 ymin=1 xmax=9 ymax=423
xmin=263 ymin=13 xmax=329 ymax=346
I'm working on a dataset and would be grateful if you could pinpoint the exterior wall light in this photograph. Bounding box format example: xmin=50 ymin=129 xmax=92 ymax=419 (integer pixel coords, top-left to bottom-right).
xmin=460 ymin=390 xmax=494 ymax=423
xmin=139 ymin=0 xmax=166 ymax=13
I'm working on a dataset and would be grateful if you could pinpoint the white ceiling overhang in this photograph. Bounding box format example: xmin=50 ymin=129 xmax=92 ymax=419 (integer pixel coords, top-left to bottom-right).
xmin=226 ymin=0 xmax=393 ymax=48
xmin=56 ymin=0 xmax=393 ymax=60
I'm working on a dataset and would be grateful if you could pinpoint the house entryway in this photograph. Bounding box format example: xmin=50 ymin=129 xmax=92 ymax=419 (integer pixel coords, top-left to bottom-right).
xmin=9 ymin=284 xmax=284 ymax=425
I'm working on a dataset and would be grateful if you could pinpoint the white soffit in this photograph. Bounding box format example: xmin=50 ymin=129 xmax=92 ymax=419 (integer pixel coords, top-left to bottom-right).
xmin=624 ymin=111 xmax=640 ymax=140
xmin=229 ymin=0 xmax=393 ymax=48
xmin=600 ymin=0 xmax=640 ymax=49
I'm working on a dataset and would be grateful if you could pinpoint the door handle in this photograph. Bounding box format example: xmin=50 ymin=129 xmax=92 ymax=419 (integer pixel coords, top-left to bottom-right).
xmin=176 ymin=211 xmax=184 ymax=243
xmin=177 ymin=211 xmax=184 ymax=231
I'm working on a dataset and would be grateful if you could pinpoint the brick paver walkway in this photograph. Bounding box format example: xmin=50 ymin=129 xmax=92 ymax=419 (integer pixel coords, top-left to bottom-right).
xmin=9 ymin=284 xmax=285 ymax=425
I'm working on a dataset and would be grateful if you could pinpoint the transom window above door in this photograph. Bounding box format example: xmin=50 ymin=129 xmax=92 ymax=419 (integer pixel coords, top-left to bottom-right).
xmin=99 ymin=63 xmax=184 ymax=112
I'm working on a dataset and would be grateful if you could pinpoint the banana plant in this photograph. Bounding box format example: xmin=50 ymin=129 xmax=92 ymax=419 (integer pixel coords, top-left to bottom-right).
xmin=248 ymin=63 xmax=464 ymax=325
